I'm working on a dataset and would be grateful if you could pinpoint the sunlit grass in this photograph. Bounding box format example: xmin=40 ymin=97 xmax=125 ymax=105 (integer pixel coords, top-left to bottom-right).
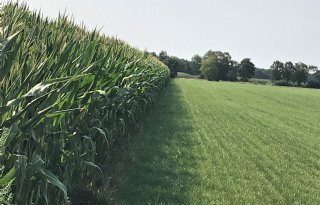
xmin=116 ymin=79 xmax=320 ymax=204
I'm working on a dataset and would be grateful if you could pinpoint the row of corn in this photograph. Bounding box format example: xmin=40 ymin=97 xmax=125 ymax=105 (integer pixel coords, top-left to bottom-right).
xmin=0 ymin=2 xmax=169 ymax=204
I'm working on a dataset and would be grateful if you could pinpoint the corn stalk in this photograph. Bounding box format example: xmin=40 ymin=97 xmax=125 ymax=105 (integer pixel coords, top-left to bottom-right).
xmin=0 ymin=2 xmax=169 ymax=204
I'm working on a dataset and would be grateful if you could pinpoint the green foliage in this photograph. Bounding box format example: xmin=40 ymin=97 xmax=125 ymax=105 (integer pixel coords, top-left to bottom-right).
xmin=158 ymin=51 xmax=178 ymax=77
xmin=189 ymin=54 xmax=202 ymax=75
xmin=270 ymin=60 xmax=318 ymax=87
xmin=254 ymin=68 xmax=271 ymax=79
xmin=0 ymin=129 xmax=13 ymax=205
xmin=200 ymin=53 xmax=217 ymax=81
xmin=238 ymin=58 xmax=255 ymax=81
xmin=0 ymin=179 xmax=13 ymax=205
xmin=149 ymin=51 xmax=201 ymax=77
xmin=270 ymin=60 xmax=284 ymax=81
xmin=315 ymin=70 xmax=320 ymax=82
xmin=200 ymin=50 xmax=236 ymax=81
xmin=293 ymin=62 xmax=309 ymax=85
xmin=0 ymin=2 xmax=169 ymax=204
xmin=282 ymin=61 xmax=294 ymax=82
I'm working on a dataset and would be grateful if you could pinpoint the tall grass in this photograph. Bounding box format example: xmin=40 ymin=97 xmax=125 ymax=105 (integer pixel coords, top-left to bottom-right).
xmin=0 ymin=2 xmax=169 ymax=204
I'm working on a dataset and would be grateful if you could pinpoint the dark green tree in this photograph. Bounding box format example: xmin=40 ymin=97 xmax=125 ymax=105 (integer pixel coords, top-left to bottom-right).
xmin=281 ymin=62 xmax=295 ymax=83
xmin=293 ymin=62 xmax=309 ymax=86
xmin=226 ymin=60 xmax=238 ymax=81
xmin=270 ymin=61 xmax=283 ymax=81
xmin=308 ymin=65 xmax=318 ymax=73
xmin=158 ymin=50 xmax=168 ymax=62
xmin=238 ymin=58 xmax=255 ymax=81
xmin=254 ymin=68 xmax=271 ymax=79
xmin=315 ymin=70 xmax=320 ymax=82
xmin=158 ymin=51 xmax=178 ymax=77
xmin=190 ymin=54 xmax=202 ymax=75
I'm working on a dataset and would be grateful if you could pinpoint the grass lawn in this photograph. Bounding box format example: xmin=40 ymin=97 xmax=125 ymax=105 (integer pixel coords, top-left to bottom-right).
xmin=115 ymin=78 xmax=320 ymax=204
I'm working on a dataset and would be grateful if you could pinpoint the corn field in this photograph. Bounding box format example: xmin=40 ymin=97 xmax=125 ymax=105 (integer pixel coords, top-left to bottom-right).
xmin=0 ymin=2 xmax=169 ymax=204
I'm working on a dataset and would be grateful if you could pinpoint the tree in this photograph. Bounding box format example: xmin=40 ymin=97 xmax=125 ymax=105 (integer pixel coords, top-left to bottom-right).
xmin=293 ymin=62 xmax=309 ymax=86
xmin=158 ymin=51 xmax=178 ymax=78
xmin=200 ymin=50 xmax=235 ymax=81
xmin=158 ymin=51 xmax=168 ymax=62
xmin=254 ymin=68 xmax=271 ymax=79
xmin=308 ymin=65 xmax=318 ymax=73
xmin=157 ymin=51 xmax=202 ymax=77
xmin=281 ymin=62 xmax=294 ymax=83
xmin=227 ymin=60 xmax=238 ymax=81
xmin=179 ymin=58 xmax=190 ymax=73
xmin=200 ymin=53 xmax=218 ymax=81
xmin=238 ymin=58 xmax=255 ymax=81
xmin=190 ymin=54 xmax=202 ymax=75
xmin=270 ymin=61 xmax=283 ymax=81
xmin=315 ymin=70 xmax=320 ymax=82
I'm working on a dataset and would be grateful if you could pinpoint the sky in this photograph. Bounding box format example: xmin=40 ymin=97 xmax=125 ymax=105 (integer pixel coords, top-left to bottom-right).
xmin=16 ymin=0 xmax=320 ymax=68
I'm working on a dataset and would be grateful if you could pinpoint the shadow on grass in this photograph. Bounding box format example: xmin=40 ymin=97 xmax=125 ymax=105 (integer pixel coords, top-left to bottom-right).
xmin=114 ymin=80 xmax=199 ymax=205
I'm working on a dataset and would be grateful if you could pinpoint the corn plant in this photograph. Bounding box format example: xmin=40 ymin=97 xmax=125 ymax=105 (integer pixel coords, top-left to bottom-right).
xmin=0 ymin=2 xmax=169 ymax=204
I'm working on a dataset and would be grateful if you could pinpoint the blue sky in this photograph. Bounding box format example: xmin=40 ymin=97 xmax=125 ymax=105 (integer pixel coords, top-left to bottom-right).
xmin=22 ymin=0 xmax=320 ymax=68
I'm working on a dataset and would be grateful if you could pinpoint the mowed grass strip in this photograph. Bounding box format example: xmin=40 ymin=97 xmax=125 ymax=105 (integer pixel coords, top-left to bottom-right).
xmin=116 ymin=79 xmax=320 ymax=204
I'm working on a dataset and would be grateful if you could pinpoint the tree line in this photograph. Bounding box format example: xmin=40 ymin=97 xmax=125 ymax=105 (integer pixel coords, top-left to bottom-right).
xmin=200 ymin=50 xmax=255 ymax=81
xmin=145 ymin=50 xmax=256 ymax=81
xmin=146 ymin=50 xmax=320 ymax=88
xmin=146 ymin=50 xmax=255 ymax=81
xmin=145 ymin=51 xmax=201 ymax=77
xmin=270 ymin=61 xmax=319 ymax=87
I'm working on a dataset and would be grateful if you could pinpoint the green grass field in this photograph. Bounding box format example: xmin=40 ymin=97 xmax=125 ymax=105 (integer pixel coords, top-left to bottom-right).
xmin=115 ymin=78 xmax=320 ymax=204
